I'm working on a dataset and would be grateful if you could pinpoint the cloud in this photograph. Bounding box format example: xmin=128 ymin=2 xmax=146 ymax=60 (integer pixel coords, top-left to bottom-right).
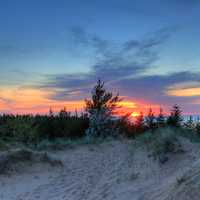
xmin=35 ymin=27 xmax=200 ymax=112
xmin=69 ymin=26 xmax=111 ymax=57
xmin=166 ymin=81 xmax=200 ymax=97
xmin=124 ymin=27 xmax=173 ymax=51
xmin=115 ymin=71 xmax=200 ymax=104
xmin=40 ymin=27 xmax=166 ymax=95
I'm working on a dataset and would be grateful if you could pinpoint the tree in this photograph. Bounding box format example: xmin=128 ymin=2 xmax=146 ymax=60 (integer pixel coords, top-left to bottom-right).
xmin=85 ymin=79 xmax=121 ymax=138
xmin=184 ymin=116 xmax=194 ymax=132
xmin=59 ymin=107 xmax=71 ymax=118
xmin=167 ymin=104 xmax=183 ymax=127
xmin=135 ymin=112 xmax=145 ymax=133
xmin=157 ymin=107 xmax=165 ymax=127
xmin=196 ymin=122 xmax=200 ymax=135
xmin=49 ymin=107 xmax=54 ymax=117
xmin=145 ymin=108 xmax=155 ymax=130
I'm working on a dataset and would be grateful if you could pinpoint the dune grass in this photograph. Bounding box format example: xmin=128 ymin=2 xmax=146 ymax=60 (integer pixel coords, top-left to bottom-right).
xmin=136 ymin=128 xmax=184 ymax=163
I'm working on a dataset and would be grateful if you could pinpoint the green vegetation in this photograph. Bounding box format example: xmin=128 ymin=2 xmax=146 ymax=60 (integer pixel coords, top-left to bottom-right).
xmin=0 ymin=112 xmax=89 ymax=149
xmin=138 ymin=128 xmax=183 ymax=163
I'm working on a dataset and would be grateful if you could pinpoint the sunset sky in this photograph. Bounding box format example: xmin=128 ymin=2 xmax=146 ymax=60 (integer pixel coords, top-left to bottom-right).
xmin=0 ymin=0 xmax=200 ymax=115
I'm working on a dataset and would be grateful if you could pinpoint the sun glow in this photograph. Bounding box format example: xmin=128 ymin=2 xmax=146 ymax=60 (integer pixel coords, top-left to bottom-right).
xmin=131 ymin=112 xmax=140 ymax=117
xmin=117 ymin=101 xmax=137 ymax=108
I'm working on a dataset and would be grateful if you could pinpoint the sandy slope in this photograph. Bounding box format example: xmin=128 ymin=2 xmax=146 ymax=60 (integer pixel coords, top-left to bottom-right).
xmin=0 ymin=139 xmax=200 ymax=200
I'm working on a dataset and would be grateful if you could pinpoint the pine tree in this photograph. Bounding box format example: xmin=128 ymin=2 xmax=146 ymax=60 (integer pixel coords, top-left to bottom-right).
xmin=135 ymin=112 xmax=145 ymax=133
xmin=85 ymin=79 xmax=121 ymax=138
xmin=196 ymin=122 xmax=200 ymax=135
xmin=49 ymin=107 xmax=54 ymax=117
xmin=145 ymin=108 xmax=155 ymax=130
xmin=167 ymin=104 xmax=183 ymax=127
xmin=59 ymin=107 xmax=70 ymax=118
xmin=184 ymin=116 xmax=194 ymax=131
xmin=157 ymin=107 xmax=165 ymax=127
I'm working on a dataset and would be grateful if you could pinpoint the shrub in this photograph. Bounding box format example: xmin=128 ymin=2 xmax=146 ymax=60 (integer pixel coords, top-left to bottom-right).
xmin=6 ymin=117 xmax=39 ymax=145
xmin=0 ymin=139 xmax=8 ymax=151
xmin=138 ymin=128 xmax=183 ymax=163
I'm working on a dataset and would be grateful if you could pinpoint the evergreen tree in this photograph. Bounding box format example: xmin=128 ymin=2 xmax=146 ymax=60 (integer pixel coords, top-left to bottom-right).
xmin=184 ymin=116 xmax=194 ymax=131
xmin=49 ymin=107 xmax=54 ymax=117
xmin=59 ymin=107 xmax=70 ymax=118
xmin=157 ymin=107 xmax=165 ymax=127
xmin=135 ymin=112 xmax=145 ymax=133
xmin=145 ymin=108 xmax=155 ymax=130
xmin=167 ymin=104 xmax=183 ymax=127
xmin=195 ymin=117 xmax=200 ymax=135
xmin=196 ymin=122 xmax=200 ymax=135
xmin=85 ymin=79 xmax=121 ymax=138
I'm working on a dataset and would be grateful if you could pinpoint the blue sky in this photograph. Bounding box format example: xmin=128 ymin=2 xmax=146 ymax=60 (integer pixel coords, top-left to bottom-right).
xmin=0 ymin=0 xmax=200 ymax=114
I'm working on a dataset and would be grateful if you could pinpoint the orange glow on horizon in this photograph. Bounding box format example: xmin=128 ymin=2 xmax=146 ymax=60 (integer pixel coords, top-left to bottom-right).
xmin=0 ymin=87 xmax=163 ymax=116
xmin=116 ymin=99 xmax=161 ymax=117
xmin=117 ymin=101 xmax=137 ymax=108
xmin=131 ymin=112 xmax=140 ymax=117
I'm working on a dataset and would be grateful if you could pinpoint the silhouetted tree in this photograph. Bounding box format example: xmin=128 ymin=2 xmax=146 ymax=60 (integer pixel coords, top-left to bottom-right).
xmin=156 ymin=107 xmax=165 ymax=127
xmin=85 ymin=79 xmax=121 ymax=138
xmin=167 ymin=104 xmax=183 ymax=127
xmin=117 ymin=113 xmax=134 ymax=137
xmin=145 ymin=108 xmax=155 ymax=130
xmin=59 ymin=107 xmax=70 ymax=118
xmin=135 ymin=112 xmax=145 ymax=133
xmin=184 ymin=116 xmax=194 ymax=132
xmin=49 ymin=107 xmax=54 ymax=117
xmin=85 ymin=79 xmax=121 ymax=115
xmin=196 ymin=122 xmax=200 ymax=135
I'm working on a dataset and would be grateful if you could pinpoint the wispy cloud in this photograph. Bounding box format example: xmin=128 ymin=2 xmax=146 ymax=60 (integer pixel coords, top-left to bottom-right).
xmin=38 ymin=27 xmax=178 ymax=102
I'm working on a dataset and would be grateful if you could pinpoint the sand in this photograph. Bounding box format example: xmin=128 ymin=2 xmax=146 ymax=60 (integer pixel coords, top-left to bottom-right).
xmin=0 ymin=139 xmax=200 ymax=200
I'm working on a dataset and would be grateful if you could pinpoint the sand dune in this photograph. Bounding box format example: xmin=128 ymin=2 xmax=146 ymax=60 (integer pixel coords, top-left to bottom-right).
xmin=0 ymin=139 xmax=200 ymax=200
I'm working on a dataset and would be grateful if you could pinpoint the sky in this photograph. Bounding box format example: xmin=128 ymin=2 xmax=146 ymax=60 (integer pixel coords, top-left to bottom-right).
xmin=0 ymin=0 xmax=200 ymax=116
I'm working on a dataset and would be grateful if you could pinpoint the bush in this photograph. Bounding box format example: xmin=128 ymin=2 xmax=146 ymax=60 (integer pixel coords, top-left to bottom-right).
xmin=4 ymin=117 xmax=39 ymax=145
xmin=0 ymin=139 xmax=8 ymax=151
xmin=138 ymin=128 xmax=183 ymax=163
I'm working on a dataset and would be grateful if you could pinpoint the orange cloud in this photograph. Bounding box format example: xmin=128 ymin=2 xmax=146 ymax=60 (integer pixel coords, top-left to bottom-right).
xmin=166 ymin=82 xmax=200 ymax=97
xmin=0 ymin=86 xmax=85 ymax=114
xmin=167 ymin=87 xmax=200 ymax=97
